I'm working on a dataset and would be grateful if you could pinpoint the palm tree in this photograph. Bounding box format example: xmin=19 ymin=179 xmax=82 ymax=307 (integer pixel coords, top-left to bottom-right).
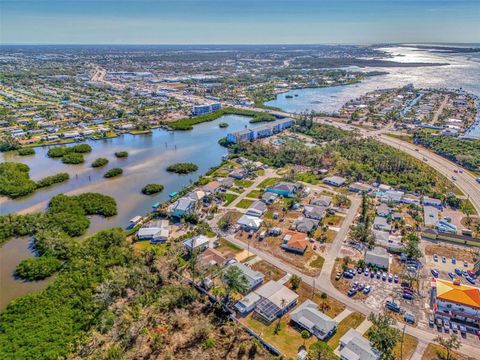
xmin=222 ymin=266 xmax=249 ymax=305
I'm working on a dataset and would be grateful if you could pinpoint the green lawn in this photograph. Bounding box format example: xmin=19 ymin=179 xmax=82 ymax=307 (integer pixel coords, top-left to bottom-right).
xmin=236 ymin=199 xmax=254 ymax=209
xmin=309 ymin=255 xmax=324 ymax=269
xmin=223 ymin=193 xmax=238 ymax=206
xmin=246 ymin=189 xmax=263 ymax=199
xmin=327 ymin=312 xmax=365 ymax=349
xmin=258 ymin=177 xmax=281 ymax=189
xmin=234 ymin=179 xmax=254 ymax=188
xmin=229 ymin=187 xmax=245 ymax=194
xmin=216 ymin=238 xmax=243 ymax=254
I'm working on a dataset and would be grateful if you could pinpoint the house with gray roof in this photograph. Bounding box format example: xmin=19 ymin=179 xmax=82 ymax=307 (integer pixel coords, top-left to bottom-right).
xmin=290 ymin=300 xmax=337 ymax=340
xmin=229 ymin=262 xmax=265 ymax=291
xmin=254 ymin=280 xmax=299 ymax=322
xmin=266 ymin=181 xmax=299 ymax=198
xmin=364 ymin=246 xmax=390 ymax=270
xmin=311 ymin=195 xmax=332 ymax=208
xmin=339 ymin=329 xmax=381 ymax=360
xmin=246 ymin=200 xmax=267 ymax=217
xmin=294 ymin=216 xmax=318 ymax=234
xmin=373 ymin=216 xmax=392 ymax=232
xmin=303 ymin=204 xmax=326 ymax=221
xmin=261 ymin=191 xmax=278 ymax=204
xmin=170 ymin=196 xmax=196 ymax=218
xmin=323 ymin=176 xmax=346 ymax=187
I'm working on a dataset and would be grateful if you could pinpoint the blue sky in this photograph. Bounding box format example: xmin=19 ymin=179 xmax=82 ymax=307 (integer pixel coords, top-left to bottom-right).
xmin=1 ymin=0 xmax=479 ymax=44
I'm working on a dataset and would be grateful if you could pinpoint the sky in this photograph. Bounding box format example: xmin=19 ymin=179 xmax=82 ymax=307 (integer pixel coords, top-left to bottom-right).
xmin=0 ymin=0 xmax=479 ymax=45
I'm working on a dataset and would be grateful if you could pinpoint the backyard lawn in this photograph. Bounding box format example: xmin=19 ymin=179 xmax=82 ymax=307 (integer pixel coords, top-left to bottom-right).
xmin=246 ymin=189 xmax=263 ymax=199
xmin=258 ymin=177 xmax=281 ymax=189
xmin=251 ymin=260 xmax=286 ymax=282
xmin=236 ymin=199 xmax=254 ymax=209
xmin=327 ymin=312 xmax=365 ymax=349
xmin=223 ymin=193 xmax=238 ymax=206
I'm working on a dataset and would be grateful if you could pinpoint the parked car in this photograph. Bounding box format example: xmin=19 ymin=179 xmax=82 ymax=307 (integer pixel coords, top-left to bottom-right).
xmin=343 ymin=271 xmax=353 ymax=279
xmin=466 ymin=276 xmax=476 ymax=285
xmin=467 ymin=270 xmax=476 ymax=277
xmin=364 ymin=269 xmax=369 ymax=276
xmin=393 ymin=274 xmax=399 ymax=283
xmin=459 ymin=325 xmax=467 ymax=335
xmin=433 ymin=254 xmax=438 ymax=262
xmin=403 ymin=288 xmax=415 ymax=295
xmin=376 ymin=271 xmax=381 ymax=279
xmin=442 ymin=256 xmax=447 ymax=263
xmin=451 ymin=323 xmax=458 ymax=333
xmin=444 ymin=322 xmax=450 ymax=332
xmin=431 ymin=269 xmax=439 ymax=278
xmin=452 ymin=257 xmax=456 ymax=264
xmin=347 ymin=288 xmax=357 ymax=297
xmin=448 ymin=272 xmax=456 ymax=279
xmin=404 ymin=312 xmax=416 ymax=324
xmin=463 ymin=261 xmax=468 ymax=267
xmin=455 ymin=268 xmax=463 ymax=276
xmin=403 ymin=293 xmax=414 ymax=300
xmin=462 ymin=270 xmax=469 ymax=277
xmin=358 ymin=283 xmax=365 ymax=291
xmin=429 ymin=315 xmax=435 ymax=327
xmin=335 ymin=272 xmax=342 ymax=281
xmin=363 ymin=285 xmax=372 ymax=294
xmin=382 ymin=272 xmax=387 ymax=281
xmin=357 ymin=268 xmax=363 ymax=274
xmin=385 ymin=300 xmax=400 ymax=313
xmin=370 ymin=271 xmax=375 ymax=278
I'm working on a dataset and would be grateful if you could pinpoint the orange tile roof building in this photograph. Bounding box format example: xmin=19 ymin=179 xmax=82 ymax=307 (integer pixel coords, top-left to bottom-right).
xmin=433 ymin=279 xmax=480 ymax=331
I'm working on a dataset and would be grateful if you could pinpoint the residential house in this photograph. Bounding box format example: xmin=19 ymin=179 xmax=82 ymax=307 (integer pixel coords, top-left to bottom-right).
xmin=246 ymin=200 xmax=267 ymax=217
xmin=170 ymin=197 xmax=196 ymax=218
xmin=183 ymin=235 xmax=210 ymax=253
xmin=364 ymin=247 xmax=390 ymax=270
xmin=199 ymin=248 xmax=228 ymax=267
xmin=281 ymin=232 xmax=309 ymax=254
xmin=235 ymin=292 xmax=261 ymax=315
xmin=290 ymin=300 xmax=337 ymax=340
xmin=237 ymin=214 xmax=263 ymax=231
xmin=202 ymin=181 xmax=222 ymax=194
xmin=261 ymin=191 xmax=278 ymax=204
xmin=376 ymin=203 xmax=392 ymax=218
xmin=349 ymin=182 xmax=372 ymax=193
xmin=380 ymin=190 xmax=404 ymax=204
xmin=373 ymin=216 xmax=392 ymax=232
xmin=422 ymin=196 xmax=443 ymax=209
xmin=254 ymin=280 xmax=299 ymax=322
xmin=323 ymin=176 xmax=346 ymax=187
xmin=187 ymin=190 xmax=205 ymax=203
xmin=339 ymin=329 xmax=381 ymax=360
xmin=229 ymin=169 xmax=248 ymax=180
xmin=294 ymin=217 xmax=318 ymax=234
xmin=137 ymin=219 xmax=170 ymax=243
xmin=219 ymin=177 xmax=234 ymax=188
xmin=266 ymin=181 xmax=299 ymax=198
xmin=229 ymin=262 xmax=265 ymax=291
xmin=303 ymin=204 xmax=326 ymax=221
xmin=311 ymin=195 xmax=332 ymax=208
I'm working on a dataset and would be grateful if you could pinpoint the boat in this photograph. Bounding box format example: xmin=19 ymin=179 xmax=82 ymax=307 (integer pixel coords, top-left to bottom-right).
xmin=169 ymin=192 xmax=178 ymax=198
xmin=285 ymin=95 xmax=293 ymax=99
xmin=152 ymin=202 xmax=160 ymax=209
xmin=129 ymin=215 xmax=142 ymax=225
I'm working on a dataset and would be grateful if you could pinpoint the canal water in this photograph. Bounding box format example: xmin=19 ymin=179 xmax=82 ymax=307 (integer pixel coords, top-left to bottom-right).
xmin=0 ymin=114 xmax=257 ymax=308
xmin=266 ymin=45 xmax=480 ymax=138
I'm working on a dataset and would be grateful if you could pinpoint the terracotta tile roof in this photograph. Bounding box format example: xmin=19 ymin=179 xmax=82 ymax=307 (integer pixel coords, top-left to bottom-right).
xmin=436 ymin=279 xmax=480 ymax=308
xmin=286 ymin=232 xmax=309 ymax=251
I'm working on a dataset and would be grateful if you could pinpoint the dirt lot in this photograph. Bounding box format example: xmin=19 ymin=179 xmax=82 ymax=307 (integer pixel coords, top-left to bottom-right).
xmin=424 ymin=244 xmax=476 ymax=263
xmin=422 ymin=343 xmax=476 ymax=360
xmin=251 ymin=260 xmax=286 ymax=282
xmin=236 ymin=230 xmax=323 ymax=276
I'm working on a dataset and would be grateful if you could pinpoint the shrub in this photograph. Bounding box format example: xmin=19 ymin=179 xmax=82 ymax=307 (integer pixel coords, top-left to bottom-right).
xmin=166 ymin=162 xmax=198 ymax=174
xmin=61 ymin=153 xmax=84 ymax=164
xmin=47 ymin=147 xmax=68 ymax=158
xmin=104 ymin=168 xmax=123 ymax=178
xmin=36 ymin=173 xmax=69 ymax=188
xmin=114 ymin=151 xmax=128 ymax=158
xmin=91 ymin=158 xmax=109 ymax=168
xmin=0 ymin=162 xmax=37 ymax=198
xmin=141 ymin=183 xmax=164 ymax=195
xmin=17 ymin=147 xmax=35 ymax=156
xmin=15 ymin=256 xmax=63 ymax=280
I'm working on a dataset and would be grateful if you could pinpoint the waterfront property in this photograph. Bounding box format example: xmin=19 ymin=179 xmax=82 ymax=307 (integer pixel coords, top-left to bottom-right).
xmin=169 ymin=196 xmax=196 ymax=218
xmin=137 ymin=219 xmax=170 ymax=243
xmin=192 ymin=102 xmax=222 ymax=116
xmin=182 ymin=235 xmax=210 ymax=253
xmin=226 ymin=118 xmax=295 ymax=143
xmin=290 ymin=300 xmax=337 ymax=340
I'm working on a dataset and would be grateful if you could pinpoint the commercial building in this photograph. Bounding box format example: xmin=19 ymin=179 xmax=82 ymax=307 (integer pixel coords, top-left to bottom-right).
xmin=364 ymin=246 xmax=390 ymax=270
xmin=290 ymin=300 xmax=337 ymax=340
xmin=226 ymin=118 xmax=295 ymax=143
xmin=192 ymin=103 xmax=221 ymax=116
xmin=433 ymin=279 xmax=480 ymax=331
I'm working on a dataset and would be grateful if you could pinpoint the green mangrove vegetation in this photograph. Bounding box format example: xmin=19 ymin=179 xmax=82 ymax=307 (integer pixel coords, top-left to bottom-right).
xmin=114 ymin=151 xmax=128 ymax=158
xmin=104 ymin=167 xmax=123 ymax=178
xmin=17 ymin=147 xmax=35 ymax=156
xmin=141 ymin=183 xmax=165 ymax=195
xmin=14 ymin=256 xmax=63 ymax=281
xmin=166 ymin=162 xmax=198 ymax=174
xmin=91 ymin=157 xmax=109 ymax=168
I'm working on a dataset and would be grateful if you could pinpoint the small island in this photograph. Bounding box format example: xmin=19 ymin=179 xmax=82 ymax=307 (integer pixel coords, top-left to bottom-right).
xmin=114 ymin=151 xmax=128 ymax=158
xmin=62 ymin=152 xmax=84 ymax=164
xmin=15 ymin=256 xmax=63 ymax=281
xmin=219 ymin=122 xmax=229 ymax=128
xmin=104 ymin=168 xmax=123 ymax=178
xmin=166 ymin=162 xmax=198 ymax=174
xmin=91 ymin=158 xmax=109 ymax=168
xmin=17 ymin=148 xmax=35 ymax=156
xmin=141 ymin=183 xmax=164 ymax=195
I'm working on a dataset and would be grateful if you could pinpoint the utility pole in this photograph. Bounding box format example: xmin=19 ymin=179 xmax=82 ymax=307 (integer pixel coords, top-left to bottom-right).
xmin=400 ymin=324 xmax=406 ymax=360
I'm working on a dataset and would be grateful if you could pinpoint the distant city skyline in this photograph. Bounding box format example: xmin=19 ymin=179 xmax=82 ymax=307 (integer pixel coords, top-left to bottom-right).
xmin=1 ymin=0 xmax=479 ymax=45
